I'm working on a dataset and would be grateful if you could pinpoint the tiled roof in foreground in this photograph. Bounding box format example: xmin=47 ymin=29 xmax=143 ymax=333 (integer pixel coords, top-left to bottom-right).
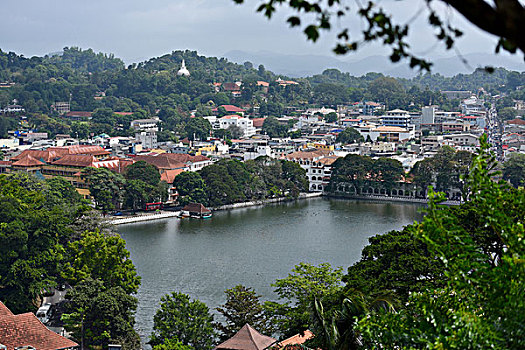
xmin=0 ymin=301 xmax=78 ymax=350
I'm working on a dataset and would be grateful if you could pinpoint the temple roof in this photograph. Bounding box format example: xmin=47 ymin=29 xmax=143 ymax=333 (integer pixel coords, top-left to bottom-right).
xmin=215 ymin=324 xmax=276 ymax=350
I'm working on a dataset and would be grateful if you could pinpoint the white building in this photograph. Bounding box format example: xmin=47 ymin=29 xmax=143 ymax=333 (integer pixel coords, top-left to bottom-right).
xmin=443 ymin=133 xmax=480 ymax=147
xmin=3 ymin=104 xmax=24 ymax=113
xmin=219 ymin=115 xmax=256 ymax=137
xmin=131 ymin=118 xmax=159 ymax=130
xmin=381 ymin=109 xmax=412 ymax=128
xmin=285 ymin=149 xmax=336 ymax=192
xmin=359 ymin=125 xmax=415 ymax=143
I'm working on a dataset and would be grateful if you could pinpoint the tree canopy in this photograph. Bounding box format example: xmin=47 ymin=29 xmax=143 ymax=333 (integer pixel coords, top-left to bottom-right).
xmin=150 ymin=292 xmax=216 ymax=349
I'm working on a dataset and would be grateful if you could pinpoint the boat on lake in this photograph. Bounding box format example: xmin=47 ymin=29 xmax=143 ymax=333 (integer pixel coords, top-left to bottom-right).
xmin=180 ymin=203 xmax=213 ymax=219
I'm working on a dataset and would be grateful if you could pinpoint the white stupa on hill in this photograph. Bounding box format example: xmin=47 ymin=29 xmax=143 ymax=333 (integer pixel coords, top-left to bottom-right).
xmin=177 ymin=59 xmax=190 ymax=77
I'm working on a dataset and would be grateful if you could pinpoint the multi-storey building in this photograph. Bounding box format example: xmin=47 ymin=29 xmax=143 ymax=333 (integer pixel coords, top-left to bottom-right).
xmin=381 ymin=109 xmax=412 ymax=128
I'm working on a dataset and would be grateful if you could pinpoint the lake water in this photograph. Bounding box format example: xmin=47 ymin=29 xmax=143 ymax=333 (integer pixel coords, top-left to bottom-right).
xmin=118 ymin=197 xmax=424 ymax=343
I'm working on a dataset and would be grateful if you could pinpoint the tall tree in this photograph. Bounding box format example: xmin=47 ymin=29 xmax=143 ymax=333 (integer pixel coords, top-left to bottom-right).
xmin=62 ymin=230 xmax=141 ymax=295
xmin=83 ymin=167 xmax=125 ymax=214
xmin=185 ymin=117 xmax=211 ymax=141
xmin=336 ymin=127 xmax=364 ymax=144
xmin=62 ymin=278 xmax=140 ymax=350
xmin=173 ymin=171 xmax=208 ymax=206
xmin=264 ymin=263 xmax=344 ymax=337
xmin=215 ymin=285 xmax=272 ymax=341
xmin=125 ymin=160 xmax=161 ymax=186
xmin=150 ymin=292 xmax=216 ymax=350
xmin=0 ymin=174 xmax=67 ymax=312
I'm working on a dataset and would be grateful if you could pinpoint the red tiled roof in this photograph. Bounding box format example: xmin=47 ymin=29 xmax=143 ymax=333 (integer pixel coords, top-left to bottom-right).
xmin=222 ymin=83 xmax=241 ymax=91
xmin=286 ymin=149 xmax=331 ymax=160
xmin=12 ymin=155 xmax=45 ymax=167
xmin=318 ymin=156 xmax=339 ymax=165
xmin=215 ymin=324 xmax=276 ymax=350
xmin=65 ymin=111 xmax=92 ymax=118
xmin=182 ymin=203 xmax=211 ymax=214
xmin=160 ymin=169 xmax=186 ymax=184
xmin=114 ymin=112 xmax=133 ymax=116
xmin=256 ymin=81 xmax=269 ymax=87
xmin=0 ymin=302 xmax=78 ymax=350
xmin=48 ymin=145 xmax=109 ymax=156
xmin=252 ymin=118 xmax=266 ymax=128
xmin=212 ymin=105 xmax=245 ymax=113
xmin=0 ymin=160 xmax=12 ymax=166
xmin=0 ymin=301 xmax=14 ymax=317
xmin=11 ymin=150 xmax=60 ymax=163
xmin=51 ymin=154 xmax=97 ymax=168
xmin=134 ymin=154 xmax=188 ymax=170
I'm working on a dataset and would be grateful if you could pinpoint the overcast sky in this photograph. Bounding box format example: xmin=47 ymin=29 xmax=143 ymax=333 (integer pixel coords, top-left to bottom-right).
xmin=0 ymin=0 xmax=522 ymax=65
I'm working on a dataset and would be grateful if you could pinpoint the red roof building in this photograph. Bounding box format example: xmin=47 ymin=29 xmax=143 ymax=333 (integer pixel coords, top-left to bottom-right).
xmin=0 ymin=301 xmax=78 ymax=350
xmin=11 ymin=150 xmax=61 ymax=163
xmin=64 ymin=111 xmax=92 ymax=118
xmin=47 ymin=145 xmax=109 ymax=158
xmin=134 ymin=153 xmax=211 ymax=172
xmin=212 ymin=105 xmax=245 ymax=114
xmin=222 ymin=83 xmax=241 ymax=92
xmin=252 ymin=118 xmax=266 ymax=128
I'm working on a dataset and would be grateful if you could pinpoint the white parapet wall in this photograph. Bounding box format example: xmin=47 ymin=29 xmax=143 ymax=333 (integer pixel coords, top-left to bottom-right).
xmin=110 ymin=211 xmax=180 ymax=225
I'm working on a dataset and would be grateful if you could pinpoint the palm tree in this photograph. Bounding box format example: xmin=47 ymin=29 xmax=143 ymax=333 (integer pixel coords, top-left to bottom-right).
xmin=312 ymin=290 xmax=396 ymax=350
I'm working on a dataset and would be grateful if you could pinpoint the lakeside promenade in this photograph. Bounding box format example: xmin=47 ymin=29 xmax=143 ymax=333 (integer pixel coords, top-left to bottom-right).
xmin=109 ymin=192 xmax=458 ymax=225
xmin=109 ymin=193 xmax=323 ymax=225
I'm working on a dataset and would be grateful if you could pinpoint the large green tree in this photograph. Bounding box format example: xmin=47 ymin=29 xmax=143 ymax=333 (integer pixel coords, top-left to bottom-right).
xmin=62 ymin=278 xmax=140 ymax=350
xmin=173 ymin=171 xmax=208 ymax=206
xmin=125 ymin=160 xmax=161 ymax=186
xmin=343 ymin=227 xmax=445 ymax=303
xmin=150 ymin=292 xmax=216 ymax=350
xmin=83 ymin=167 xmax=125 ymax=214
xmin=62 ymin=230 xmax=140 ymax=295
xmin=264 ymin=263 xmax=344 ymax=337
xmin=336 ymin=127 xmax=364 ymax=144
xmin=215 ymin=285 xmax=272 ymax=341
xmin=0 ymin=174 xmax=68 ymax=312
xmin=185 ymin=117 xmax=211 ymax=141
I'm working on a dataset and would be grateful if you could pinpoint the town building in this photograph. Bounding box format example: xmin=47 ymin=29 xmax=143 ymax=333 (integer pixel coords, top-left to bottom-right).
xmin=421 ymin=106 xmax=437 ymax=124
xmin=381 ymin=109 xmax=412 ymax=128
xmin=218 ymin=115 xmax=256 ymax=137
xmin=51 ymin=102 xmax=70 ymax=114
xmin=285 ymin=149 xmax=336 ymax=192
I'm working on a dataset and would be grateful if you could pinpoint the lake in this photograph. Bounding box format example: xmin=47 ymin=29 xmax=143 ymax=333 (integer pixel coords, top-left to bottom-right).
xmin=118 ymin=197 xmax=424 ymax=343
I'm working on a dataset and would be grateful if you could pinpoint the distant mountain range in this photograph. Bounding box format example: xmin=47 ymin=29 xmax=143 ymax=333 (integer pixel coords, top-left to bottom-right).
xmin=223 ymin=50 xmax=524 ymax=78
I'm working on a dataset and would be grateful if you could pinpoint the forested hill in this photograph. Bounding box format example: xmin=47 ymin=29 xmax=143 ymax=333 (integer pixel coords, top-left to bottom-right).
xmin=307 ymin=67 xmax=518 ymax=92
xmin=0 ymin=47 xmax=523 ymax=118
